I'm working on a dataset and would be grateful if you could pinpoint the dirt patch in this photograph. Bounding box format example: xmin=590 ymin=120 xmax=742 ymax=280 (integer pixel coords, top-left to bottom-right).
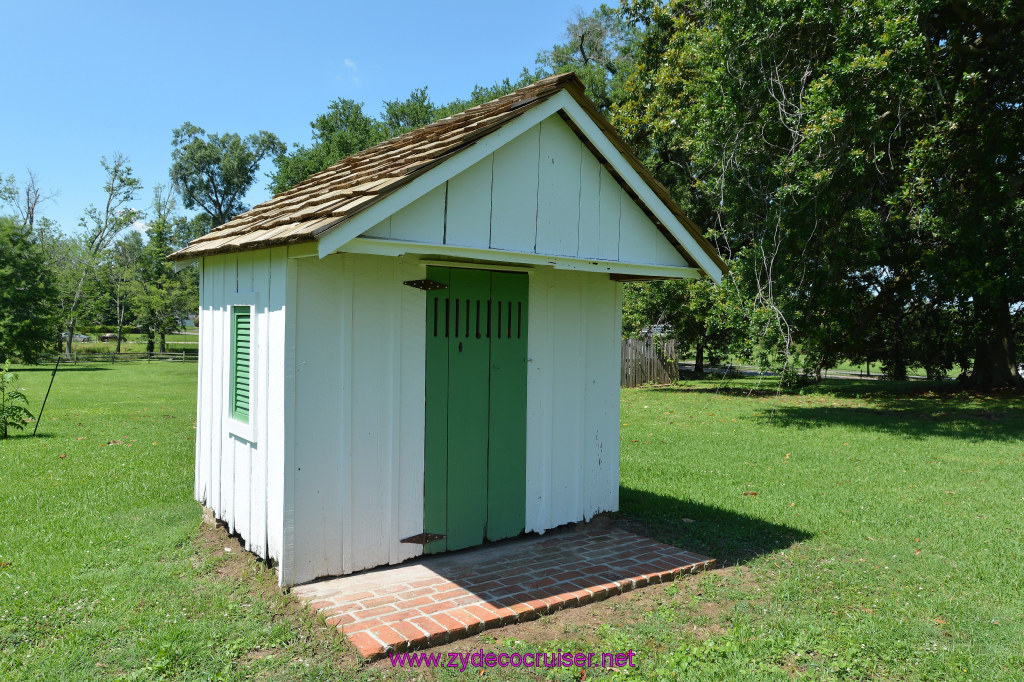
xmin=194 ymin=522 xmax=252 ymax=580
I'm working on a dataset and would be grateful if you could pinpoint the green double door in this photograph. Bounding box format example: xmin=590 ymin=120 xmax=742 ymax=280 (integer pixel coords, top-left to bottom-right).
xmin=423 ymin=267 xmax=528 ymax=553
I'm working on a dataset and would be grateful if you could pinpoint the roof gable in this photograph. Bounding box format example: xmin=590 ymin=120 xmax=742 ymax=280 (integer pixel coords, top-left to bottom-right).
xmin=356 ymin=114 xmax=691 ymax=270
xmin=169 ymin=73 xmax=727 ymax=281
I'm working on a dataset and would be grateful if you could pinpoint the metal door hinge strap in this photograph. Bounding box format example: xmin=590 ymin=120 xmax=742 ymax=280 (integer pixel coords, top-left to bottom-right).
xmin=401 ymin=533 xmax=446 ymax=545
xmin=404 ymin=279 xmax=448 ymax=291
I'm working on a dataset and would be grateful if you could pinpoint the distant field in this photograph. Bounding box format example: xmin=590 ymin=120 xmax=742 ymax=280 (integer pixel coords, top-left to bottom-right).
xmin=677 ymin=355 xmax=931 ymax=378
xmin=60 ymin=332 xmax=198 ymax=354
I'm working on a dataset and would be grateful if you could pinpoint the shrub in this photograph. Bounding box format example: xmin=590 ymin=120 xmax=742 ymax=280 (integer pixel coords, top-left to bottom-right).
xmin=0 ymin=360 xmax=33 ymax=438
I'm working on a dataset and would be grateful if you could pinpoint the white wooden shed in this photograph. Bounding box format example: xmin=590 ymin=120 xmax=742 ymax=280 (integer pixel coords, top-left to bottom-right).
xmin=169 ymin=73 xmax=726 ymax=587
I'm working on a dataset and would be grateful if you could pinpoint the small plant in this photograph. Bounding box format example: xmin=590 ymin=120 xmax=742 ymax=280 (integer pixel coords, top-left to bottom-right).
xmin=0 ymin=360 xmax=33 ymax=438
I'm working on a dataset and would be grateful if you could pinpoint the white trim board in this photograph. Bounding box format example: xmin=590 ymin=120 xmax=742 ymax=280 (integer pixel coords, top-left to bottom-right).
xmin=341 ymin=238 xmax=701 ymax=279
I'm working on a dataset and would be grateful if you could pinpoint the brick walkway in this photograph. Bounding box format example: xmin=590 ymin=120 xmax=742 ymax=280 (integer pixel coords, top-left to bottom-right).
xmin=293 ymin=526 xmax=714 ymax=659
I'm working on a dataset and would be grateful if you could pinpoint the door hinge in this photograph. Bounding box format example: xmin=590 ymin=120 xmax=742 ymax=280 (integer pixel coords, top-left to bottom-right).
xmin=401 ymin=532 xmax=446 ymax=545
xmin=404 ymin=279 xmax=448 ymax=291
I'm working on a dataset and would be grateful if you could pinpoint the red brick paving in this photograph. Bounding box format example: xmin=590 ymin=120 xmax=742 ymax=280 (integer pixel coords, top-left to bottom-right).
xmin=293 ymin=525 xmax=714 ymax=660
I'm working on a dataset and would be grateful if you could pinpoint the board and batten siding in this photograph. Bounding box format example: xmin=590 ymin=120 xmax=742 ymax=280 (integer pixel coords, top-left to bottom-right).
xmin=362 ymin=114 xmax=687 ymax=269
xmin=525 ymin=268 xmax=621 ymax=532
xmin=198 ymin=250 xmax=623 ymax=587
xmin=195 ymin=248 xmax=289 ymax=566
xmin=281 ymin=254 xmax=621 ymax=586
xmin=286 ymin=253 xmax=426 ymax=585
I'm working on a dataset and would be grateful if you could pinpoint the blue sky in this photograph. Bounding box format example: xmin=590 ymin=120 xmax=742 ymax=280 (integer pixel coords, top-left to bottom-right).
xmin=1 ymin=0 xmax=601 ymax=234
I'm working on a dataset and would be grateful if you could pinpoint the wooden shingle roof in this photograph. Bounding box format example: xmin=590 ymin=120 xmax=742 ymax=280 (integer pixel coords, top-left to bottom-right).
xmin=169 ymin=73 xmax=727 ymax=273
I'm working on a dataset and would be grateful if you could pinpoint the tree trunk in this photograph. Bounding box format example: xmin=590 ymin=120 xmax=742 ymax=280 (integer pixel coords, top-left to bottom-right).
xmin=891 ymin=362 xmax=908 ymax=381
xmin=64 ymin=325 xmax=73 ymax=357
xmin=966 ymin=296 xmax=1022 ymax=389
xmin=159 ymin=332 xmax=166 ymax=353
xmin=115 ymin=322 xmax=123 ymax=353
xmin=886 ymin=338 xmax=908 ymax=381
xmin=694 ymin=339 xmax=705 ymax=374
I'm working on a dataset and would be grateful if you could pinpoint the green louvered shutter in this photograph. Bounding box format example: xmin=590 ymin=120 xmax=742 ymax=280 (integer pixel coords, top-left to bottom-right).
xmin=231 ymin=306 xmax=251 ymax=423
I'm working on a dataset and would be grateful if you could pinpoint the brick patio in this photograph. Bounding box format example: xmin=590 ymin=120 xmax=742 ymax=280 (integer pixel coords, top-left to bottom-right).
xmin=293 ymin=525 xmax=714 ymax=659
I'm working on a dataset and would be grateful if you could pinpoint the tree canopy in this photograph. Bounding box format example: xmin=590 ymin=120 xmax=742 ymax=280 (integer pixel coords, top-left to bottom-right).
xmin=0 ymin=216 xmax=56 ymax=363
xmin=268 ymin=72 xmax=544 ymax=195
xmin=170 ymin=123 xmax=285 ymax=229
xmin=613 ymin=0 xmax=1023 ymax=387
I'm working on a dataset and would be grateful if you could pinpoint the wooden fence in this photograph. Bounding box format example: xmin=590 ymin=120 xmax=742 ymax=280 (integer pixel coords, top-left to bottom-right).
xmin=621 ymin=337 xmax=678 ymax=387
xmin=35 ymin=351 xmax=199 ymax=365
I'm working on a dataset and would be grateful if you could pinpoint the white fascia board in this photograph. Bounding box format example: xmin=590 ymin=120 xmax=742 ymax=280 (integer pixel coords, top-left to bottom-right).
xmin=554 ymin=96 xmax=724 ymax=284
xmin=342 ymin=237 xmax=702 ymax=279
xmin=316 ymin=96 xmax=568 ymax=260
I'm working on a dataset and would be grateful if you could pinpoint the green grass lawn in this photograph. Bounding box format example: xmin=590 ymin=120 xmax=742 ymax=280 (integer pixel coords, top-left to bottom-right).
xmin=2 ymin=364 xmax=1021 ymax=679
xmin=0 ymin=363 xmax=346 ymax=680
xmin=613 ymin=378 xmax=1023 ymax=680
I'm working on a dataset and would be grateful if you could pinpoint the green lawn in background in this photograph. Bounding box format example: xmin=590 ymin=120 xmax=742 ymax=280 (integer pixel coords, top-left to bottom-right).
xmin=2 ymin=365 xmax=1021 ymax=680
xmin=61 ymin=332 xmax=198 ymax=354
xmin=676 ymin=355 xmax=930 ymax=377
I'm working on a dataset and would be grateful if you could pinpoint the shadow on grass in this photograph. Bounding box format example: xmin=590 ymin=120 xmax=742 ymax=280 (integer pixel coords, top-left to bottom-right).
xmin=756 ymin=403 xmax=1024 ymax=442
xmin=649 ymin=378 xmax=952 ymax=398
xmin=648 ymin=379 xmax=1024 ymax=443
xmin=1 ymin=432 xmax=55 ymax=440
xmin=617 ymin=486 xmax=811 ymax=567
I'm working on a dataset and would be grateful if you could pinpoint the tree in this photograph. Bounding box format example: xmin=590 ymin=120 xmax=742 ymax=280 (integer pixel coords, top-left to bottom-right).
xmin=128 ymin=185 xmax=198 ymax=353
xmin=1 ymin=170 xmax=58 ymax=232
xmin=106 ymin=231 xmax=144 ymax=352
xmin=616 ymin=0 xmax=1023 ymax=388
xmin=269 ymin=73 xmax=546 ymax=194
xmin=80 ymin=154 xmax=143 ymax=253
xmin=55 ymin=155 xmax=143 ymax=356
xmin=537 ymin=4 xmax=636 ymax=111
xmin=0 ymin=216 xmax=57 ymax=363
xmin=623 ymin=275 xmax=745 ymax=374
xmin=430 ymin=70 xmax=543 ymax=120
xmin=170 ymin=123 xmax=285 ymax=229
xmin=270 ymin=100 xmax=384 ymax=195
xmin=0 ymin=174 xmax=14 ymax=206
xmin=903 ymin=3 xmax=1024 ymax=388
xmin=380 ymin=87 xmax=438 ymax=136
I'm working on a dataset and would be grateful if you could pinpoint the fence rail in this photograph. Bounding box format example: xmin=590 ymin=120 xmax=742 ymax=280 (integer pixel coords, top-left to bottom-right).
xmin=621 ymin=337 xmax=678 ymax=387
xmin=35 ymin=351 xmax=199 ymax=365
